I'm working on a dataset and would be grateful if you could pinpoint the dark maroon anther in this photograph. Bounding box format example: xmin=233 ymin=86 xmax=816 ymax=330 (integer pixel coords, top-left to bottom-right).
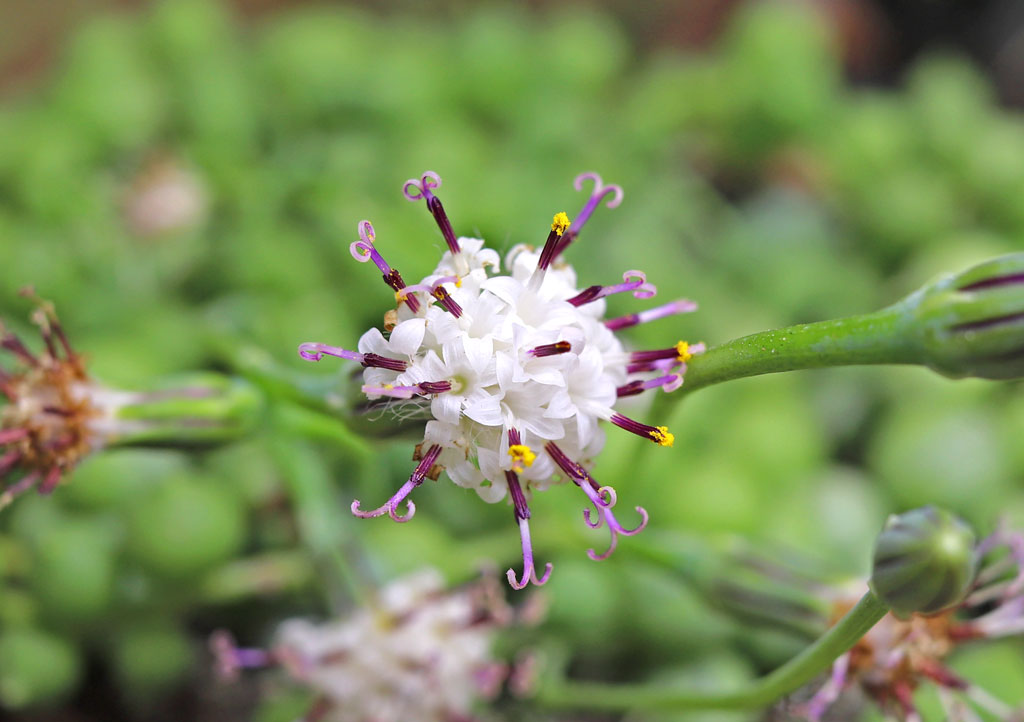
xmin=410 ymin=444 xmax=443 ymax=485
xmin=432 ymin=286 xmax=463 ymax=318
xmin=536 ymin=229 xmax=563 ymax=272
xmin=616 ymin=380 xmax=646 ymax=398
xmin=384 ymin=269 xmax=421 ymax=313
xmin=505 ymin=470 xmax=531 ymax=520
xmin=418 ymin=381 xmax=453 ymax=394
xmin=567 ymin=286 xmax=602 ymax=307
xmin=361 ymin=354 xmax=408 ymax=372
xmin=528 ymin=341 xmax=572 ymax=358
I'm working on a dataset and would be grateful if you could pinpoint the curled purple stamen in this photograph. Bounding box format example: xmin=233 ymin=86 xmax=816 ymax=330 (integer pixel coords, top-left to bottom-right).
xmin=402 ymin=171 xmax=442 ymax=201
xmin=398 ymin=276 xmax=463 ymax=317
xmin=349 ymin=221 xmax=392 ymax=275
xmin=552 ymin=172 xmax=624 ymax=257
xmin=506 ymin=469 xmax=552 ymax=590
xmin=567 ymin=271 xmax=656 ymax=307
xmin=350 ymin=444 xmax=442 ymax=523
xmin=403 ymin=171 xmax=460 ymax=255
xmin=298 ymin=343 xmax=362 ymax=363
xmin=297 ymin=344 xmax=406 ymax=371
xmin=605 ymin=299 xmax=698 ymax=331
xmin=361 ymin=381 xmax=452 ymax=399
xmin=348 ymin=221 xmax=421 ymax=313
xmin=578 ymin=481 xmax=649 ymax=561
xmin=616 ymin=374 xmax=681 ymax=397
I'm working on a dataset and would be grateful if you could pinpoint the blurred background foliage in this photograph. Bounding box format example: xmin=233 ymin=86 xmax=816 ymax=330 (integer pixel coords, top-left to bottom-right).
xmin=0 ymin=1 xmax=1023 ymax=720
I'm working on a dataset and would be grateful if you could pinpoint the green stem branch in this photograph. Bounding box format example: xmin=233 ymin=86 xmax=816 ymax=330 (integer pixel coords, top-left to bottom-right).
xmin=676 ymin=306 xmax=918 ymax=399
xmin=538 ymin=590 xmax=889 ymax=712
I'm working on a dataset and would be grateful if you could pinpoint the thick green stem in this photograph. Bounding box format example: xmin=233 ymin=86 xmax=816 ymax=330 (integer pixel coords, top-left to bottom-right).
xmin=676 ymin=305 xmax=919 ymax=399
xmin=538 ymin=590 xmax=889 ymax=712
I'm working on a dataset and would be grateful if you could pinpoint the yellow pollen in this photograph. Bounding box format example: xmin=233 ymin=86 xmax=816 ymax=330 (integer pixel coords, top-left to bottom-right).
xmin=508 ymin=444 xmax=536 ymax=471
xmin=394 ymin=290 xmax=405 ymax=305
xmin=675 ymin=341 xmax=692 ymax=363
xmin=455 ymin=277 xmax=463 ymax=288
xmin=551 ymin=212 xmax=571 ymax=237
xmin=650 ymin=426 xmax=674 ymax=447
xmin=383 ymin=384 xmax=394 ymax=390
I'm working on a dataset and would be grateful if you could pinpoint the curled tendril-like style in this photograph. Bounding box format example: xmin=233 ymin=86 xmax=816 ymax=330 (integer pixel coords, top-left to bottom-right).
xmin=349 ymin=220 xmax=378 ymax=262
xmin=358 ymin=220 xmax=375 ymax=244
xmin=351 ymin=481 xmax=418 ymax=523
xmin=403 ymin=171 xmax=442 ymax=202
xmin=396 ymin=275 xmax=459 ymax=301
xmin=578 ymin=481 xmax=649 ymax=562
xmin=573 ymin=172 xmax=624 ymax=210
xmin=507 ymin=516 xmax=553 ymax=590
xmin=622 ymin=270 xmax=657 ymax=299
xmin=662 ymin=374 xmax=684 ymax=393
xmin=298 ymin=343 xmax=358 ymax=362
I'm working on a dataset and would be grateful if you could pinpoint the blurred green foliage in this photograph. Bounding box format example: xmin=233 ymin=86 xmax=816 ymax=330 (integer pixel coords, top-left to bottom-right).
xmin=0 ymin=0 xmax=1022 ymax=719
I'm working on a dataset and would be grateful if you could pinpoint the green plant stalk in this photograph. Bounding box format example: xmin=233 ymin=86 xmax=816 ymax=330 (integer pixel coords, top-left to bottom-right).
xmin=268 ymin=425 xmax=374 ymax=609
xmin=675 ymin=305 xmax=918 ymax=400
xmin=538 ymin=590 xmax=889 ymax=712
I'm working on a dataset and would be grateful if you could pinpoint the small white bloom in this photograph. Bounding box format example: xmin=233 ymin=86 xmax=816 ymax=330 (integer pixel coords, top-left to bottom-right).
xmin=300 ymin=172 xmax=701 ymax=588
xmin=212 ymin=570 xmax=512 ymax=722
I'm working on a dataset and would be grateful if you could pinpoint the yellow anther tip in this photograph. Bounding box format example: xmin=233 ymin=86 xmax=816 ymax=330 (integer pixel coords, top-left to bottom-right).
xmin=675 ymin=341 xmax=692 ymax=363
xmin=651 ymin=426 xmax=674 ymax=447
xmin=508 ymin=444 xmax=536 ymax=470
xmin=551 ymin=212 xmax=571 ymax=237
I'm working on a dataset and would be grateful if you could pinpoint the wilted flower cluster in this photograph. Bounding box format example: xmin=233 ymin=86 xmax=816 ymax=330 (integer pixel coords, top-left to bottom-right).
xmin=0 ymin=296 xmax=117 ymax=508
xmin=212 ymin=569 xmax=515 ymax=722
xmin=300 ymin=171 xmax=701 ymax=588
xmin=800 ymin=524 xmax=1024 ymax=722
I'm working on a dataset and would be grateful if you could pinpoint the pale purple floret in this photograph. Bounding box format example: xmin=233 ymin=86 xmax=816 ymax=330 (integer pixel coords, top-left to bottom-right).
xmin=351 ymin=444 xmax=443 ymax=522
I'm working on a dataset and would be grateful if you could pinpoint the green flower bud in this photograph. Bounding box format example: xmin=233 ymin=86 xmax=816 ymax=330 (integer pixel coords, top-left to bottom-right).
xmin=900 ymin=253 xmax=1024 ymax=380
xmin=869 ymin=506 xmax=978 ymax=617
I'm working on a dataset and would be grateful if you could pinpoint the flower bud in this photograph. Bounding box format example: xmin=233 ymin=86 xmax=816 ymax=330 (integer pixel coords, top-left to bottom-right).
xmin=869 ymin=506 xmax=977 ymax=617
xmin=901 ymin=252 xmax=1024 ymax=380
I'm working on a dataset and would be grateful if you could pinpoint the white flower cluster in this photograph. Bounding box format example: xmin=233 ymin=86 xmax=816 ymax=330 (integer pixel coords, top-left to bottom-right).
xmin=218 ymin=570 xmax=508 ymax=722
xmin=359 ymin=236 xmax=622 ymax=501
xmin=300 ymin=171 xmax=700 ymax=588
